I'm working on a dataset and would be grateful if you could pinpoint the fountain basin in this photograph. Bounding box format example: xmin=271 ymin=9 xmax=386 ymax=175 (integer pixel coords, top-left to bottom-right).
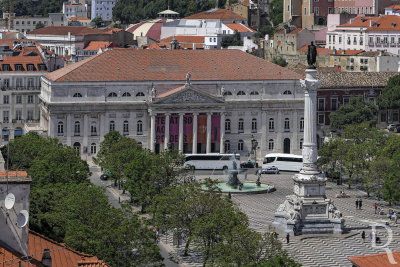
xmin=202 ymin=182 xmax=276 ymax=194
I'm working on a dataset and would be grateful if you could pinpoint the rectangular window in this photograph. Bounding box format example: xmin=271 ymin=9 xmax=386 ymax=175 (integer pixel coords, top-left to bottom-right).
xmin=318 ymin=114 xmax=325 ymax=125
xmin=314 ymin=7 xmax=319 ymax=15
xmin=381 ymin=112 xmax=387 ymax=122
xmin=28 ymin=95 xmax=34 ymax=104
xmin=369 ymin=37 xmax=373 ymax=44
xmin=3 ymin=111 xmax=9 ymax=123
xmin=28 ymin=78 xmax=34 ymax=88
xmin=331 ymin=97 xmax=338 ymax=111
xmin=377 ymin=37 xmax=381 ymax=44
xmin=16 ymin=110 xmax=22 ymax=120
xmin=16 ymin=95 xmax=22 ymax=104
xmin=238 ymin=120 xmax=244 ymax=133
xmin=343 ymin=97 xmax=350 ymax=105
xmin=27 ymin=110 xmax=33 ymax=120
xmin=3 ymin=95 xmax=9 ymax=104
xmin=339 ymin=36 xmax=342 ymax=44
xmin=393 ymin=112 xmax=399 ymax=122
xmin=318 ymin=98 xmax=325 ymax=111
xmin=16 ymin=78 xmax=23 ymax=88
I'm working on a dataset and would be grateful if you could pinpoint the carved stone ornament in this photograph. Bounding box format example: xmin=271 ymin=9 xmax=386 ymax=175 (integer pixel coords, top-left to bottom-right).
xmin=122 ymin=113 xmax=130 ymax=118
xmin=136 ymin=113 xmax=144 ymax=118
xmin=109 ymin=114 xmax=116 ymax=118
xmin=302 ymin=146 xmax=317 ymax=164
xmin=56 ymin=115 xmax=65 ymax=119
xmin=300 ymin=79 xmax=322 ymax=92
xmin=90 ymin=114 xmax=98 ymax=118
xmin=163 ymin=90 xmax=218 ymax=104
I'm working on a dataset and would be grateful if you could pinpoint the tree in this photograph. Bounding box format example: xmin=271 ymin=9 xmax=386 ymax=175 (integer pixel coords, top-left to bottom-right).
xmin=330 ymin=97 xmax=377 ymax=131
xmin=221 ymin=30 xmax=243 ymax=48
xmin=378 ymin=74 xmax=400 ymax=110
xmin=254 ymin=25 xmax=275 ymax=39
xmin=35 ymin=22 xmax=45 ymax=29
xmin=269 ymin=0 xmax=283 ymax=26
xmin=92 ymin=16 xmax=104 ymax=27
xmin=271 ymin=56 xmax=287 ymax=67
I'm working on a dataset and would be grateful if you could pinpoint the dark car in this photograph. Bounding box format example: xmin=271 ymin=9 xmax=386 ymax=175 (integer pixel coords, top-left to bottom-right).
xmin=240 ymin=160 xmax=258 ymax=168
xmin=261 ymin=166 xmax=279 ymax=174
xmin=100 ymin=171 xmax=111 ymax=180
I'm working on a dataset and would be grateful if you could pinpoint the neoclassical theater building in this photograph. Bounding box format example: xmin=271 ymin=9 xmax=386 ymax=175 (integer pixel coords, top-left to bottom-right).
xmin=40 ymin=49 xmax=305 ymax=161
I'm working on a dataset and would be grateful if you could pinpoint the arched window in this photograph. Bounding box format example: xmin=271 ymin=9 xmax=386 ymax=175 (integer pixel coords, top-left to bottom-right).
xmin=90 ymin=143 xmax=97 ymax=154
xmin=269 ymin=118 xmax=274 ymax=131
xmin=73 ymin=142 xmax=81 ymax=155
xmin=108 ymin=92 xmax=117 ymax=97
xmin=57 ymin=121 xmax=64 ymax=136
xmin=251 ymin=118 xmax=257 ymax=132
xmin=250 ymin=91 xmax=259 ymax=95
xmin=237 ymin=91 xmax=246 ymax=96
xmin=122 ymin=92 xmax=131 ymax=97
xmin=91 ymin=122 xmax=97 ymax=136
xmin=225 ymin=119 xmax=231 ymax=133
xmin=123 ymin=121 xmax=129 ymax=135
xmin=137 ymin=120 xmax=143 ymax=134
xmin=268 ymin=139 xmax=274 ymax=150
xmin=238 ymin=140 xmax=244 ymax=151
xmin=223 ymin=91 xmax=232 ymax=96
xmin=109 ymin=121 xmax=115 ymax=131
xmin=73 ymin=93 xmax=82 ymax=97
xmin=300 ymin=117 xmax=304 ymax=132
xmin=224 ymin=140 xmax=230 ymax=152
xmin=74 ymin=121 xmax=80 ymax=136
xmin=283 ymin=90 xmax=292 ymax=95
xmin=284 ymin=118 xmax=290 ymax=132
xmin=300 ymin=138 xmax=304 ymax=150
xmin=136 ymin=92 xmax=145 ymax=97
xmin=238 ymin=119 xmax=244 ymax=133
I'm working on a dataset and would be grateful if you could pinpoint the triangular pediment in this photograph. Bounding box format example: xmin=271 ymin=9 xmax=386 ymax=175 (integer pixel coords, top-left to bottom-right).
xmin=154 ymin=85 xmax=224 ymax=104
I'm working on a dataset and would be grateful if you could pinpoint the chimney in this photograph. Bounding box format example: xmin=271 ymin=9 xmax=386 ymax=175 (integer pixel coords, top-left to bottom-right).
xmin=0 ymin=171 xmax=32 ymax=256
xmin=370 ymin=20 xmax=375 ymax=27
xmin=41 ymin=249 xmax=52 ymax=267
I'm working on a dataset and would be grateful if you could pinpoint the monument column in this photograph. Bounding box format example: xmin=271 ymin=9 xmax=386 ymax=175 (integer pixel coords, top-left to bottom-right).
xmin=178 ymin=113 xmax=184 ymax=152
xmin=219 ymin=113 xmax=225 ymax=153
xmin=150 ymin=113 xmax=155 ymax=152
xmin=164 ymin=113 xmax=170 ymax=150
xmin=206 ymin=112 xmax=212 ymax=154
xmin=192 ymin=113 xmax=198 ymax=154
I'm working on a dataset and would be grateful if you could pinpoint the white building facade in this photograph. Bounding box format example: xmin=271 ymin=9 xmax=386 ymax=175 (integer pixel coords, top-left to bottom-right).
xmin=40 ymin=49 xmax=306 ymax=162
xmin=91 ymin=0 xmax=117 ymax=21
xmin=63 ymin=2 xmax=88 ymax=21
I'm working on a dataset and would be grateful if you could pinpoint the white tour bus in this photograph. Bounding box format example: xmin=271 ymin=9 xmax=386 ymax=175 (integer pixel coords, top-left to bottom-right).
xmin=262 ymin=153 xmax=303 ymax=172
xmin=183 ymin=153 xmax=241 ymax=170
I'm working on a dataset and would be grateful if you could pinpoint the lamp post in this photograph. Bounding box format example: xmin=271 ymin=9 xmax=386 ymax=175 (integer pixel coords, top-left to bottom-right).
xmin=251 ymin=135 xmax=258 ymax=167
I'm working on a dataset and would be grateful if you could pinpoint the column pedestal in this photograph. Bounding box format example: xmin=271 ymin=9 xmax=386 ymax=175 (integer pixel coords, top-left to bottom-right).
xmin=273 ymin=68 xmax=344 ymax=236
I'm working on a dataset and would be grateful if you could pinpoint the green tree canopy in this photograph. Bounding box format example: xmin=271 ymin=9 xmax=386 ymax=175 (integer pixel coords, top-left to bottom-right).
xmin=330 ymin=97 xmax=377 ymax=131
xmin=35 ymin=22 xmax=45 ymax=29
xmin=221 ymin=30 xmax=243 ymax=48
xmin=91 ymin=16 xmax=104 ymax=27
xmin=378 ymin=74 xmax=400 ymax=109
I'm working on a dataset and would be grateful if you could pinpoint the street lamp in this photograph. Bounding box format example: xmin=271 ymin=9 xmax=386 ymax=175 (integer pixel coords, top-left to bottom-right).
xmin=251 ymin=135 xmax=258 ymax=166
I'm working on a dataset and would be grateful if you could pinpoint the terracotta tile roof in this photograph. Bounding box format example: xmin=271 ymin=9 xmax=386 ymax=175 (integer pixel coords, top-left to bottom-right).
xmin=385 ymin=4 xmax=400 ymax=10
xmin=184 ymin=8 xmax=246 ymax=20
xmin=224 ymin=23 xmax=255 ymax=32
xmin=339 ymin=16 xmax=378 ymax=27
xmin=366 ymin=15 xmax=400 ymax=31
xmin=102 ymin=28 xmax=123 ymax=34
xmin=27 ymin=26 xmax=105 ymax=36
xmin=276 ymin=28 xmax=302 ymax=35
xmin=0 ymin=230 xmax=109 ymax=267
xmin=84 ymin=41 xmax=118 ymax=51
xmin=159 ymin=36 xmax=205 ymax=43
xmin=299 ymin=45 xmax=363 ymax=56
xmin=0 ymin=42 xmax=46 ymax=72
xmin=142 ymin=42 xmax=168 ymax=49
xmin=45 ymin=49 xmax=303 ymax=82
xmin=348 ymin=251 xmax=400 ymax=267
xmin=240 ymin=0 xmax=249 ymax=7
xmin=68 ymin=17 xmax=91 ymax=22
xmin=286 ymin=63 xmax=398 ymax=88
xmin=0 ymin=170 xmax=28 ymax=177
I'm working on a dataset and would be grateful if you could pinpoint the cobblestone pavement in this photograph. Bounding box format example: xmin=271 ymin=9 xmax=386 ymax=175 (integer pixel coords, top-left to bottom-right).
xmin=228 ymin=172 xmax=400 ymax=267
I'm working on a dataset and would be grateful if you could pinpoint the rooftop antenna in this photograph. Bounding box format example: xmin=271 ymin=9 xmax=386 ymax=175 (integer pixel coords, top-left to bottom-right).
xmin=4 ymin=193 xmax=15 ymax=210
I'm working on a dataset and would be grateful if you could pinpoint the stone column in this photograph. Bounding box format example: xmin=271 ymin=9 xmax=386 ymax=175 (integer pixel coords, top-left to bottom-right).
xmin=277 ymin=111 xmax=282 ymax=151
xmin=99 ymin=113 xmax=105 ymax=142
xmin=192 ymin=113 xmax=198 ymax=154
xmin=50 ymin=115 xmax=56 ymax=138
xmin=206 ymin=112 xmax=212 ymax=154
xmin=178 ymin=113 xmax=184 ymax=152
xmin=260 ymin=111 xmax=267 ymax=159
xmin=150 ymin=113 xmax=156 ymax=152
xmin=219 ymin=113 xmax=225 ymax=153
xmin=66 ymin=114 xmax=72 ymax=146
xmin=164 ymin=113 xmax=170 ymax=150
xmin=300 ymin=69 xmax=321 ymax=174
xmin=83 ymin=114 xmax=88 ymax=154
xmin=292 ymin=110 xmax=298 ymax=154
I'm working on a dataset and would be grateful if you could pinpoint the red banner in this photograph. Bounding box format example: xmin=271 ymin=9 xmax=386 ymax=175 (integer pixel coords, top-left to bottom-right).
xmin=197 ymin=114 xmax=207 ymax=143
xmin=211 ymin=114 xmax=220 ymax=143
xmin=183 ymin=114 xmax=193 ymax=143
xmin=155 ymin=115 xmax=165 ymax=144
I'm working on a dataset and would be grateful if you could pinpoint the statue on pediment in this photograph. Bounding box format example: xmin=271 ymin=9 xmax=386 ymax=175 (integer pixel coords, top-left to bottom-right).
xmin=220 ymin=86 xmax=225 ymax=96
xmin=186 ymin=72 xmax=191 ymax=85
xmin=151 ymin=84 xmax=156 ymax=98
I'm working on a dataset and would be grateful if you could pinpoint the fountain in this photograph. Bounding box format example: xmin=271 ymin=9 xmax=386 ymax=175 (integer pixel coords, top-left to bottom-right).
xmin=202 ymin=156 xmax=275 ymax=194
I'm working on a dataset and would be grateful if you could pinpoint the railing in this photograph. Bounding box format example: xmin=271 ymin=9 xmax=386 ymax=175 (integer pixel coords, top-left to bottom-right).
xmin=368 ymin=42 xmax=374 ymax=46
xmin=390 ymin=43 xmax=396 ymax=47
xmin=12 ymin=119 xmax=24 ymax=123
xmin=1 ymin=86 xmax=40 ymax=91
xmin=383 ymin=43 xmax=389 ymax=47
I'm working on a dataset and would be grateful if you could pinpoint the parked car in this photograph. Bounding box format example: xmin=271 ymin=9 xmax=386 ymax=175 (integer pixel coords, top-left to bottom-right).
xmin=387 ymin=124 xmax=400 ymax=131
xmin=240 ymin=160 xmax=258 ymax=168
xmin=100 ymin=171 xmax=111 ymax=180
xmin=261 ymin=166 xmax=279 ymax=174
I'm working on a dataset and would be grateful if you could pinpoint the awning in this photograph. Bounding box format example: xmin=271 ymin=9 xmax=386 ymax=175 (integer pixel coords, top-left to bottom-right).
xmin=2 ymin=130 xmax=9 ymax=135
xmin=14 ymin=130 xmax=23 ymax=135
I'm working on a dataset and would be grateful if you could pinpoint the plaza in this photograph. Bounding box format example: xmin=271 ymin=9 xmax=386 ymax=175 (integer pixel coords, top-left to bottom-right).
xmin=159 ymin=171 xmax=400 ymax=267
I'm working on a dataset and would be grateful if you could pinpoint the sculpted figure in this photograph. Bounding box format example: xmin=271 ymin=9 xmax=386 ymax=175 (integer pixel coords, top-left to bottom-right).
xmin=186 ymin=72 xmax=191 ymax=84
xmin=307 ymin=41 xmax=317 ymax=68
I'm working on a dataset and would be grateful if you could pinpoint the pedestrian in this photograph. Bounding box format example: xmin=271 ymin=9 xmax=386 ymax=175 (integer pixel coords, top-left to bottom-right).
xmin=394 ymin=212 xmax=398 ymax=224
xmin=359 ymin=199 xmax=362 ymax=210
xmin=361 ymin=231 xmax=366 ymax=242
xmin=286 ymin=233 xmax=290 ymax=244
xmin=228 ymin=192 xmax=232 ymax=199
xmin=356 ymin=199 xmax=359 ymax=209
xmin=374 ymin=203 xmax=377 ymax=214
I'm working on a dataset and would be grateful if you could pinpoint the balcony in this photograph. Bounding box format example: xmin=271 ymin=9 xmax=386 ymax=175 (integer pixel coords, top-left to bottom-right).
xmin=12 ymin=119 xmax=24 ymax=123
xmin=1 ymin=86 xmax=40 ymax=91
xmin=368 ymin=42 xmax=374 ymax=46
xmin=383 ymin=43 xmax=389 ymax=47
xmin=390 ymin=43 xmax=396 ymax=47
